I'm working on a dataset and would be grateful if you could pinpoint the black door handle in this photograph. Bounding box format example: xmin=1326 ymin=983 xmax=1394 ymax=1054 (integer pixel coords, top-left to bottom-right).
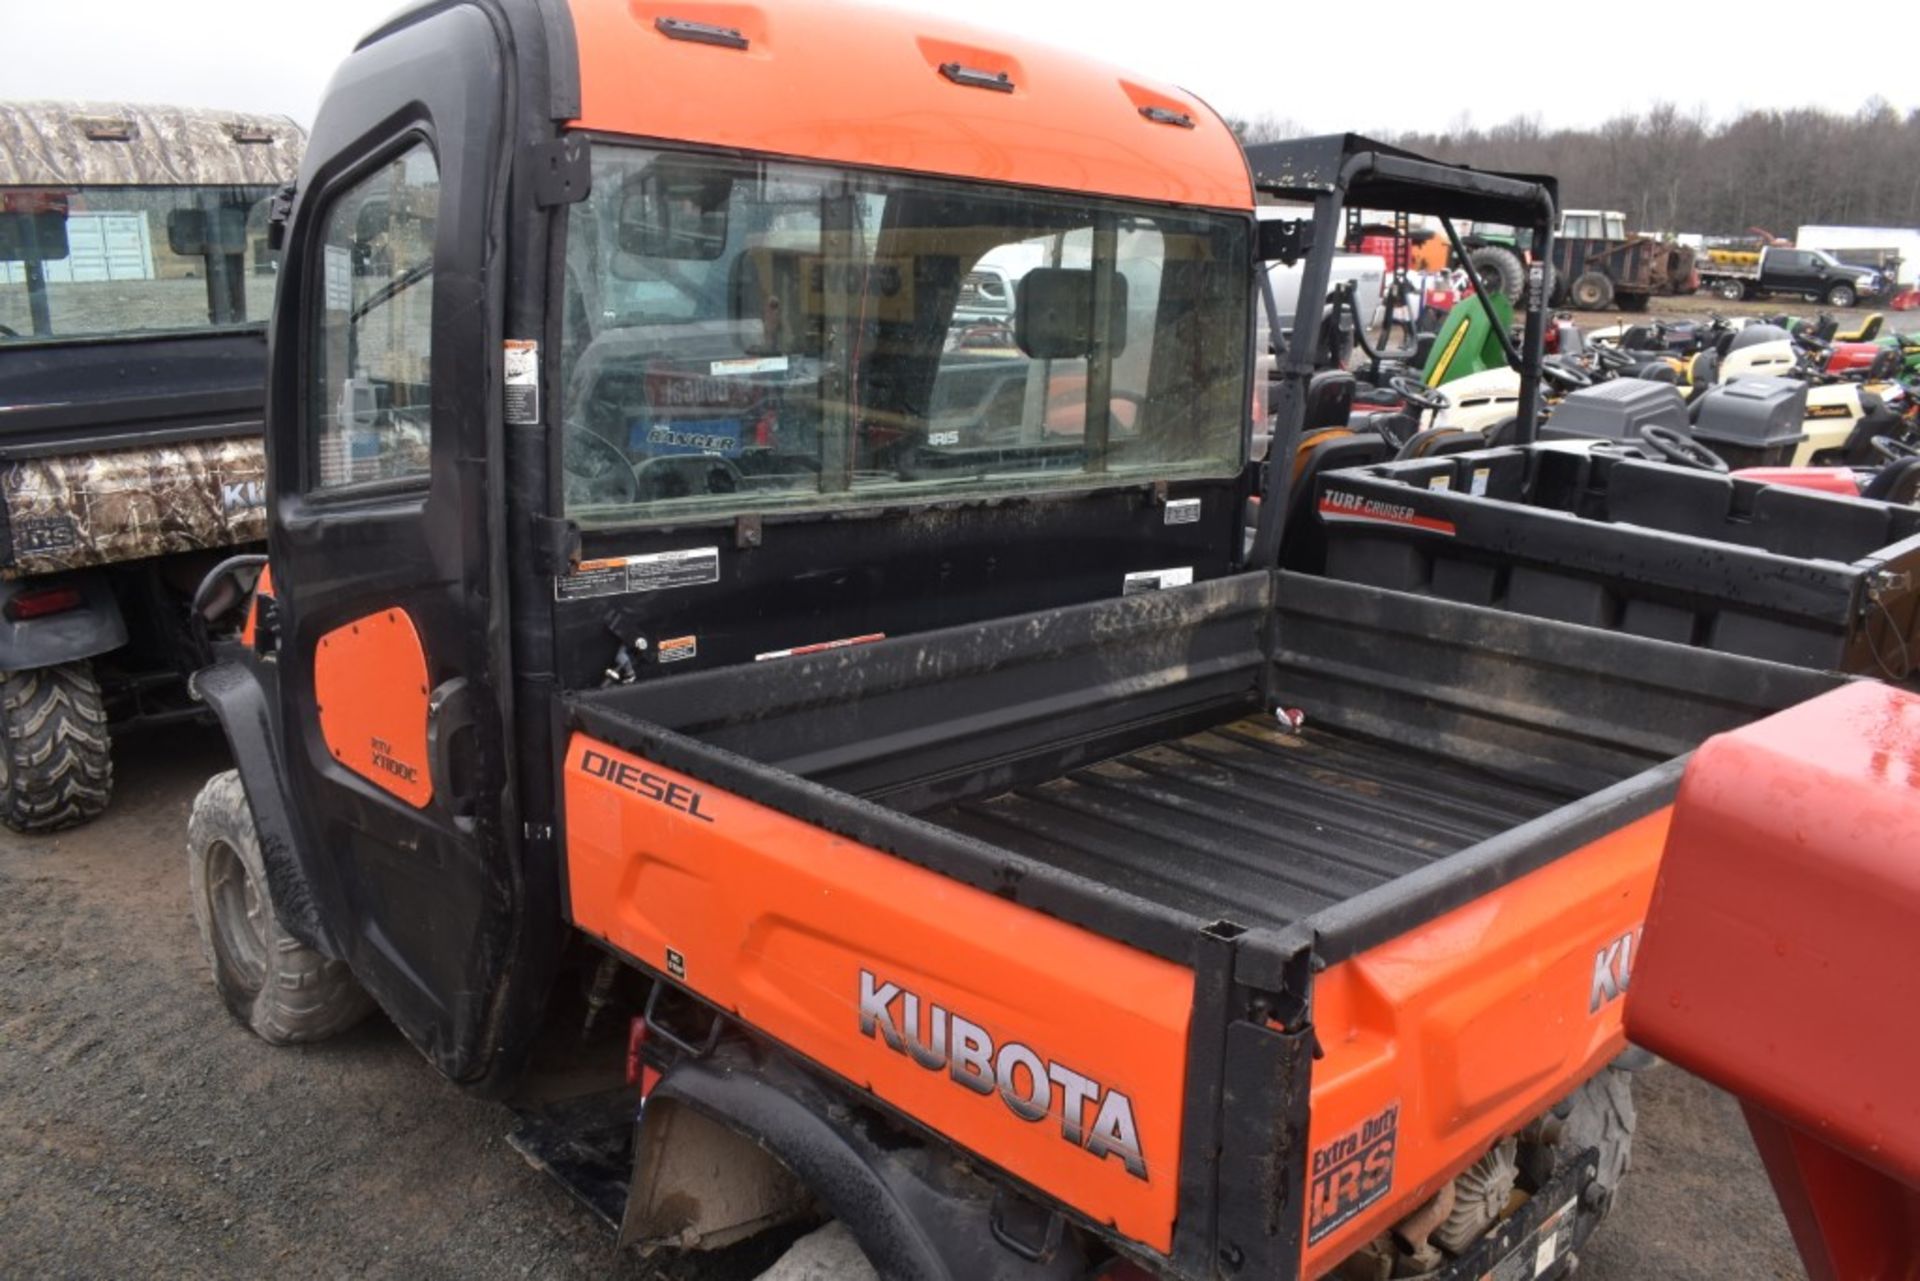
xmin=425 ymin=676 xmax=477 ymax=814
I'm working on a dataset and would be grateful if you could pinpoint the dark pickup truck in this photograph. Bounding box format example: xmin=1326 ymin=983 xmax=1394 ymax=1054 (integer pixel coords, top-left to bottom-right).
xmin=1699 ymin=246 xmax=1886 ymax=308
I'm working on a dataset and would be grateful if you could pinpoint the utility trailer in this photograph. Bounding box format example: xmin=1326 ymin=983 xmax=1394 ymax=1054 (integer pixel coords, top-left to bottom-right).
xmin=0 ymin=101 xmax=302 ymax=829
xmin=1309 ymin=446 xmax=1920 ymax=679
xmin=180 ymin=6 xmax=1850 ymax=1279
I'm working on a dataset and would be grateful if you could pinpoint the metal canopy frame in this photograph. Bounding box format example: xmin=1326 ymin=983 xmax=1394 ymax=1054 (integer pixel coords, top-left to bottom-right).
xmin=1244 ymin=134 xmax=1559 ymax=569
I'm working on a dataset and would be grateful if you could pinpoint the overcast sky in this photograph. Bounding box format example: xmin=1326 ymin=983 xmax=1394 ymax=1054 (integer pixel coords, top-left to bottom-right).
xmin=7 ymin=0 xmax=1917 ymax=134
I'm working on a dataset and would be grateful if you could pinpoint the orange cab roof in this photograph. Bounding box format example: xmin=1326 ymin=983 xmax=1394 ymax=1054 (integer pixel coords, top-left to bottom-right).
xmin=566 ymin=0 xmax=1254 ymax=211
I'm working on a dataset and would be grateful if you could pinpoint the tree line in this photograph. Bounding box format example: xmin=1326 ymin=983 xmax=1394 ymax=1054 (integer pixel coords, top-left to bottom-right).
xmin=1226 ymin=102 xmax=1920 ymax=238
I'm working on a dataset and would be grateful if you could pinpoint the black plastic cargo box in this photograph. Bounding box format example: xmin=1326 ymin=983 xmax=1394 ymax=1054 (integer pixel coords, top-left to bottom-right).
xmin=1691 ymin=378 xmax=1808 ymax=469
xmin=1313 ymin=445 xmax=1920 ymax=677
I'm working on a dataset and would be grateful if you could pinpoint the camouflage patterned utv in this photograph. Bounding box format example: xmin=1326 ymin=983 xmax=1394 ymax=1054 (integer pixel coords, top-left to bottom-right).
xmin=0 ymin=102 xmax=301 ymax=831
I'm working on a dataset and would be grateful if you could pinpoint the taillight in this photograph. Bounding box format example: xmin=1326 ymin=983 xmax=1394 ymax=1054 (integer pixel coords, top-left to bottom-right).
xmin=5 ymin=585 xmax=83 ymax=621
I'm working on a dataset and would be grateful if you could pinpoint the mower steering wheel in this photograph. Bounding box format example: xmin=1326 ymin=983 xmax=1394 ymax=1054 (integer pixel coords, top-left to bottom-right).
xmin=1591 ymin=343 xmax=1635 ymax=373
xmin=1871 ymin=435 xmax=1920 ymax=464
xmin=1540 ymin=360 xmax=1594 ymax=391
xmin=1389 ymin=375 xmax=1449 ymax=414
xmin=1638 ymin=424 xmax=1730 ymax=474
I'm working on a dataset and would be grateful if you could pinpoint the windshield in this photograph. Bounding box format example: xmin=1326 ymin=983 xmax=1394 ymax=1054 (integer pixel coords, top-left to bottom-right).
xmin=559 ymin=145 xmax=1250 ymax=523
xmin=0 ymin=184 xmax=279 ymax=342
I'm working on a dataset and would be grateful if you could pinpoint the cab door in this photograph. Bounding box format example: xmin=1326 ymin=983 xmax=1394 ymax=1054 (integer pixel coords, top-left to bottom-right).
xmin=264 ymin=7 xmax=520 ymax=1082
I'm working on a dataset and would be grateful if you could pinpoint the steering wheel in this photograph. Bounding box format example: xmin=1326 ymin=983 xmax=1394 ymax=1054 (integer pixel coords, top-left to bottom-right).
xmin=635 ymin=453 xmax=746 ymax=502
xmin=1871 ymin=435 xmax=1920 ymax=463
xmin=1637 ymin=424 xmax=1729 ymax=473
xmin=1540 ymin=359 xmax=1594 ymax=391
xmin=563 ymin=426 xmax=639 ymax=506
xmin=1388 ymin=375 xmax=1449 ymax=414
xmin=1591 ymin=343 xmax=1635 ymax=373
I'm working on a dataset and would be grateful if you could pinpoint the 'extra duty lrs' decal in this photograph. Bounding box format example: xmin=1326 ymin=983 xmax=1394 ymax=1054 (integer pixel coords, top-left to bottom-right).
xmin=858 ymin=971 xmax=1147 ymax=1179
xmin=1318 ymin=490 xmax=1457 ymax=536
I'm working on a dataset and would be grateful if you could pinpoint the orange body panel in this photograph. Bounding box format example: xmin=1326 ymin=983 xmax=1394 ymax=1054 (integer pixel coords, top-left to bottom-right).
xmin=1300 ymin=810 xmax=1668 ymax=1275
xmin=239 ymin=563 xmax=273 ymax=650
xmin=313 ymin=608 xmax=433 ymax=808
xmin=562 ymin=733 xmax=1194 ymax=1251
xmin=566 ymin=0 xmax=1254 ymax=211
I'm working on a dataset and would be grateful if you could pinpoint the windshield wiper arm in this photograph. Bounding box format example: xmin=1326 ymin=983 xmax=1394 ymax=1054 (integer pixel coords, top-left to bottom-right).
xmin=352 ymin=261 xmax=432 ymax=322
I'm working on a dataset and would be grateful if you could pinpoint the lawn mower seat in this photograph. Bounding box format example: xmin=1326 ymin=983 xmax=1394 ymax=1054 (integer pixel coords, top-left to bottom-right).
xmin=1863 ymin=456 xmax=1920 ymax=505
xmin=1836 ymin=313 xmax=1884 ymax=343
xmin=1302 ymin=370 xmax=1356 ymax=431
xmin=1395 ymin=427 xmax=1487 ymax=460
xmin=1279 ymin=427 xmax=1394 ymax=572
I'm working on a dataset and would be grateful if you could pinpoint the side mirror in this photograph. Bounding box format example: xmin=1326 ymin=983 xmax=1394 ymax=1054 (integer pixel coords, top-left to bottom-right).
xmin=167 ymin=206 xmax=250 ymax=256
xmin=617 ymin=165 xmax=732 ymax=261
xmin=1014 ymin=267 xmax=1129 ymax=360
xmin=0 ymin=211 xmax=70 ymax=263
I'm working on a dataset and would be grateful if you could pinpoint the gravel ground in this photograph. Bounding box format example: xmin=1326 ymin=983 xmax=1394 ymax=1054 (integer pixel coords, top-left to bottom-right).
xmin=0 ymin=727 xmax=1810 ymax=1279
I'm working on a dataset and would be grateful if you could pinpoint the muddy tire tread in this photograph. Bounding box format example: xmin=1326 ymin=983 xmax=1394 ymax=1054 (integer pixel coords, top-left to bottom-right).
xmin=0 ymin=662 xmax=112 ymax=833
xmin=186 ymin=769 xmax=373 ymax=1045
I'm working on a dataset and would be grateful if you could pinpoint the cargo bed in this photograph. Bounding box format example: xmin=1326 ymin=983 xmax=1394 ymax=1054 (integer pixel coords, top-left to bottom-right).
xmin=918 ymin=719 xmax=1568 ymax=934
xmin=567 ymin=571 xmax=1838 ymax=978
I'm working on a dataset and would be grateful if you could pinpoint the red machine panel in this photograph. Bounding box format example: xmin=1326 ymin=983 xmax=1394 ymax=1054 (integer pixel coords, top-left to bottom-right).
xmin=1629 ymin=681 xmax=1920 ymax=1280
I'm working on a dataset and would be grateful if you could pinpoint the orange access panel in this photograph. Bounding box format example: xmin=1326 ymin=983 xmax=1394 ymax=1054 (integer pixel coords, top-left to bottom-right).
xmin=1298 ymin=810 xmax=1668 ymax=1276
xmin=562 ymin=733 xmax=1195 ymax=1252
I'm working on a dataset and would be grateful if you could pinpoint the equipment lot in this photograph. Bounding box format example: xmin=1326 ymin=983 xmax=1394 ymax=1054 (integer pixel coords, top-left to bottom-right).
xmin=1 ymin=726 xmax=1803 ymax=1279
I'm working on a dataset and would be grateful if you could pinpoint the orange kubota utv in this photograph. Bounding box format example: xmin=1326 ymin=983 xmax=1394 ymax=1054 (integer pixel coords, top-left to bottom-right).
xmin=182 ymin=2 xmax=1845 ymax=1277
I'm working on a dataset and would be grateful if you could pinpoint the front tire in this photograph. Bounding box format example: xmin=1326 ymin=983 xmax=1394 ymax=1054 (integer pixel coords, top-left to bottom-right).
xmin=0 ymin=661 xmax=112 ymax=833
xmin=1826 ymin=282 xmax=1858 ymax=308
xmin=187 ymin=770 xmax=372 ymax=1044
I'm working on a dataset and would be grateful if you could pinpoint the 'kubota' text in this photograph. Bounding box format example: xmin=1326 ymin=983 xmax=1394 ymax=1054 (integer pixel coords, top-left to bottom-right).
xmin=857 ymin=970 xmax=1146 ymax=1179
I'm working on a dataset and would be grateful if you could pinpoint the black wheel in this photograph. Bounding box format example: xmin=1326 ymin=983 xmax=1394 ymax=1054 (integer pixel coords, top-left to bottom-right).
xmin=1557 ymin=1065 xmax=1638 ymax=1211
xmin=188 ymin=770 xmax=373 ymax=1044
xmin=1570 ymin=271 xmax=1615 ymax=311
xmin=1467 ymin=246 xmax=1525 ymax=306
xmin=0 ymin=661 xmax=112 ymax=833
xmin=1826 ymin=282 xmax=1858 ymax=309
xmin=1716 ymin=278 xmax=1747 ymax=302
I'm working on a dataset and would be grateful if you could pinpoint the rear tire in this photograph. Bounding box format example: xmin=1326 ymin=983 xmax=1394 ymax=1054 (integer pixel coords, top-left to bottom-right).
xmin=1569 ymin=271 xmax=1615 ymax=310
xmin=1716 ymin=278 xmax=1747 ymax=302
xmin=1558 ymin=1065 xmax=1638 ymax=1208
xmin=1468 ymin=245 xmax=1526 ymax=306
xmin=0 ymin=661 xmax=112 ymax=833
xmin=188 ymin=769 xmax=372 ymax=1044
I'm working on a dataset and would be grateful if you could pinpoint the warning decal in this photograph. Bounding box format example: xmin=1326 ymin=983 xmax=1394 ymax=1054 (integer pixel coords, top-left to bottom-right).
xmin=1307 ymin=1101 xmax=1399 ymax=1245
xmin=555 ymin=547 xmax=720 ymax=601
xmin=1317 ymin=490 xmax=1457 ymax=536
xmin=505 ymin=339 xmax=540 ymax=426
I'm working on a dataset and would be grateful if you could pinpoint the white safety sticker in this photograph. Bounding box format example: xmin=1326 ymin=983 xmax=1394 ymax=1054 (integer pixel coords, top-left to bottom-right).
xmin=1427 ymin=474 xmax=1453 ymax=491
xmin=555 ymin=547 xmax=720 ymax=601
xmin=323 ymin=245 xmax=352 ymax=312
xmin=711 ymin=355 xmax=789 ymax=377
xmin=1164 ymin=497 xmax=1202 ymax=525
xmin=1471 ymin=467 xmax=1491 ymax=496
xmin=1123 ymin=566 xmax=1194 ymax=596
xmin=504 ymin=339 xmax=540 ymax=426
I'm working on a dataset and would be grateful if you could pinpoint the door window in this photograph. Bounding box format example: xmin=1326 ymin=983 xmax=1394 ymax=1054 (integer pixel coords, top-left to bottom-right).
xmin=308 ymin=142 xmax=439 ymax=490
